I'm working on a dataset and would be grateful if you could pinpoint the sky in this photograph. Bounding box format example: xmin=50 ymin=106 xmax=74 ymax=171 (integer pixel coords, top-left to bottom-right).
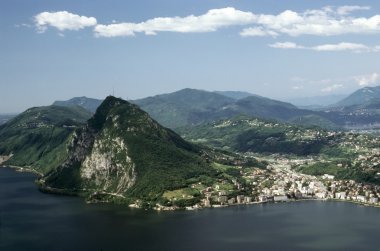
xmin=1 ymin=0 xmax=380 ymax=113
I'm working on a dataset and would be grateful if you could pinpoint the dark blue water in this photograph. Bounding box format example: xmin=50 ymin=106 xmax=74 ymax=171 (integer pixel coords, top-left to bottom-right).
xmin=1 ymin=167 xmax=380 ymax=251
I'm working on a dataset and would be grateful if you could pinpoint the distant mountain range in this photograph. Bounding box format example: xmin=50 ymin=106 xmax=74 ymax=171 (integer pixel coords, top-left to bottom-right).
xmin=51 ymin=86 xmax=380 ymax=130
xmin=133 ymin=88 xmax=332 ymax=129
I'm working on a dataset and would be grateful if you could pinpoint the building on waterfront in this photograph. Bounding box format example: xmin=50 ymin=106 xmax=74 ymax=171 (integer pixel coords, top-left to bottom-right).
xmin=369 ymin=197 xmax=378 ymax=204
xmin=217 ymin=196 xmax=228 ymax=204
xmin=236 ymin=195 xmax=245 ymax=204
xmin=274 ymin=195 xmax=289 ymax=202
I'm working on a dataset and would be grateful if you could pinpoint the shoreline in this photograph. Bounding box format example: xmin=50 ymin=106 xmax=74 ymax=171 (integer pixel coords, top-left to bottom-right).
xmin=172 ymin=197 xmax=380 ymax=211
xmin=1 ymin=166 xmax=379 ymax=211
xmin=0 ymin=165 xmax=43 ymax=177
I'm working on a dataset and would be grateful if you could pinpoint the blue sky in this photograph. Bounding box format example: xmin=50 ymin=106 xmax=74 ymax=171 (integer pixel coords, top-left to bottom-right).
xmin=1 ymin=0 xmax=380 ymax=113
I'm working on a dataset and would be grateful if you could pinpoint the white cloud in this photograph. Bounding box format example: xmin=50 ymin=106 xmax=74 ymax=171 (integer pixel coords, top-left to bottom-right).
xmin=355 ymin=73 xmax=380 ymax=86
xmin=268 ymin=42 xmax=303 ymax=49
xmin=33 ymin=6 xmax=380 ymax=38
xmin=94 ymin=7 xmax=256 ymax=37
xmin=312 ymin=42 xmax=370 ymax=52
xmin=269 ymin=42 xmax=378 ymax=53
xmin=93 ymin=5 xmax=380 ymax=38
xmin=34 ymin=11 xmax=97 ymax=33
xmin=321 ymin=84 xmax=344 ymax=92
xmin=242 ymin=5 xmax=380 ymax=37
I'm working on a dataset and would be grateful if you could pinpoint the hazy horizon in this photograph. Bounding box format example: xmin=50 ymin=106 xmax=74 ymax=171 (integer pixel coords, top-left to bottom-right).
xmin=2 ymin=0 xmax=380 ymax=113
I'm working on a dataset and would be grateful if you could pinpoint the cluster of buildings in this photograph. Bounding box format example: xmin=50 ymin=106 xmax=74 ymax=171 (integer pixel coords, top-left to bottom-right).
xmin=196 ymin=155 xmax=380 ymax=209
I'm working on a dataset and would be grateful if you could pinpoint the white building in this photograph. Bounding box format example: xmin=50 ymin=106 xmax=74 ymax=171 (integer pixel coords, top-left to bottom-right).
xmin=274 ymin=195 xmax=289 ymax=202
xmin=369 ymin=197 xmax=378 ymax=204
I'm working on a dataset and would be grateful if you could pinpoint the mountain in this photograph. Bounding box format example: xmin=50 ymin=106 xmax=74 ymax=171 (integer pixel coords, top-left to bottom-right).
xmin=54 ymin=89 xmax=368 ymax=130
xmin=225 ymin=95 xmax=312 ymax=121
xmin=214 ymin=91 xmax=256 ymax=100
xmin=53 ymin=96 xmax=103 ymax=113
xmin=133 ymin=88 xmax=236 ymax=128
xmin=334 ymin=86 xmax=380 ymax=107
xmin=134 ymin=88 xmax=337 ymax=129
xmin=0 ymin=106 xmax=92 ymax=173
xmin=42 ymin=96 xmax=214 ymax=203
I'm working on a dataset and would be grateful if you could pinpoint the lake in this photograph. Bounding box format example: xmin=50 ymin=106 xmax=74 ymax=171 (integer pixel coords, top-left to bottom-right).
xmin=1 ymin=167 xmax=380 ymax=251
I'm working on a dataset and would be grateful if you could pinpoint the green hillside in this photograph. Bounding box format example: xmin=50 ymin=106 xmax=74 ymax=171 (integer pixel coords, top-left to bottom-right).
xmin=179 ymin=117 xmax=337 ymax=155
xmin=0 ymin=106 xmax=92 ymax=173
xmin=180 ymin=116 xmax=380 ymax=185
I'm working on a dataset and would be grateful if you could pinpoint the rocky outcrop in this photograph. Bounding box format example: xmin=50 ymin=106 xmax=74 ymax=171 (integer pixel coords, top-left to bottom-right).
xmin=81 ymin=133 xmax=137 ymax=193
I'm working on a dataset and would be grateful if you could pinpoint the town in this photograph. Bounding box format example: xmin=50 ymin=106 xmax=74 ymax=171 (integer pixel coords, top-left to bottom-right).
xmin=154 ymin=153 xmax=380 ymax=211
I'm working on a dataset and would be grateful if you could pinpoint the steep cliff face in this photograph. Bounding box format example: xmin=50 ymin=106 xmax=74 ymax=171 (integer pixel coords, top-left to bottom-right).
xmin=44 ymin=96 xmax=212 ymax=202
xmin=81 ymin=134 xmax=137 ymax=193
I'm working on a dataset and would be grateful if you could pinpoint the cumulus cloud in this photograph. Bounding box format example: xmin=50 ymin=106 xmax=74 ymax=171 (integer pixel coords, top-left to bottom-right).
xmin=94 ymin=7 xmax=256 ymax=37
xmin=269 ymin=42 xmax=378 ymax=53
xmin=34 ymin=11 xmax=97 ymax=33
xmin=355 ymin=73 xmax=380 ymax=86
xmin=33 ymin=6 xmax=380 ymax=38
xmin=321 ymin=84 xmax=344 ymax=92
xmin=93 ymin=5 xmax=380 ymax=37
xmin=241 ymin=6 xmax=380 ymax=37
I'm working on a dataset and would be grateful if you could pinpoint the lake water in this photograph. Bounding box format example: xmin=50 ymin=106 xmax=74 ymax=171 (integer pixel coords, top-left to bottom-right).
xmin=1 ymin=167 xmax=380 ymax=251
